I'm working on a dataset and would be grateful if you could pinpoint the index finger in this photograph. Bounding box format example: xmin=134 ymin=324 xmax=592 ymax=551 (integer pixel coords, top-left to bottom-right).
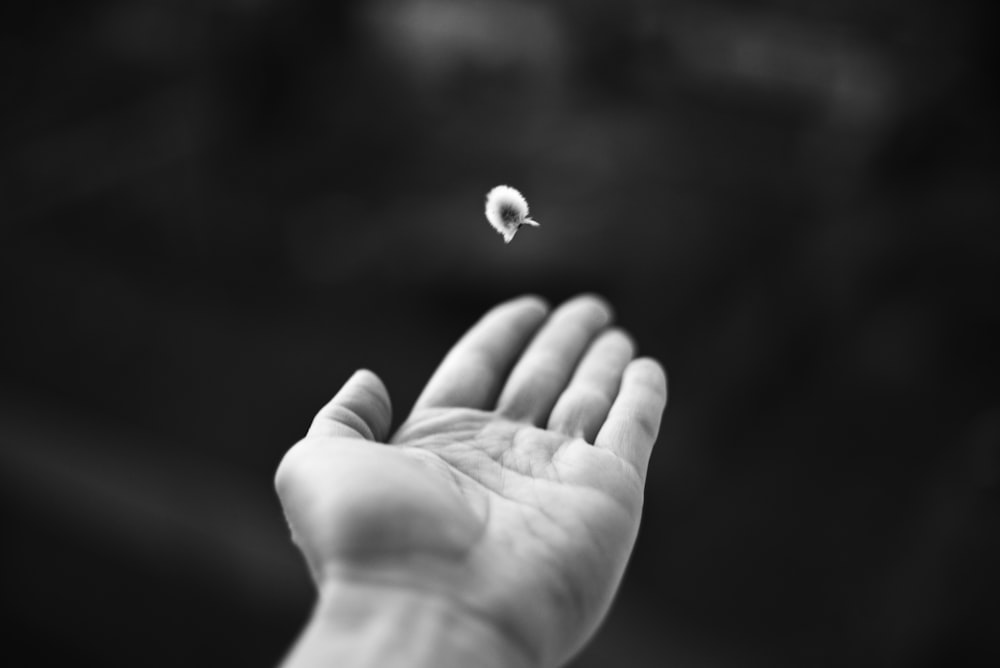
xmin=412 ymin=296 xmax=550 ymax=412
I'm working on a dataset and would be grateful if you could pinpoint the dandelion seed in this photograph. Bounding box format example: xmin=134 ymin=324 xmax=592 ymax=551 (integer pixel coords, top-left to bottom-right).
xmin=484 ymin=185 xmax=540 ymax=244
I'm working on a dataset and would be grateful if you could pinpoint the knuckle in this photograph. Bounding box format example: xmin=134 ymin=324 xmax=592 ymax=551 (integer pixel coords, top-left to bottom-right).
xmin=631 ymin=409 xmax=660 ymax=441
xmin=324 ymin=404 xmax=375 ymax=440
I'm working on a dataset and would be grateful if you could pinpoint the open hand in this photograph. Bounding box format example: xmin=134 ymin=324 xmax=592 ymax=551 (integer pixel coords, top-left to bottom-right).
xmin=275 ymin=295 xmax=667 ymax=667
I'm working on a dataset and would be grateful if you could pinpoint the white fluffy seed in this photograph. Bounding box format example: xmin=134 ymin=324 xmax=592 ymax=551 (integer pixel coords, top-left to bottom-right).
xmin=484 ymin=185 xmax=540 ymax=244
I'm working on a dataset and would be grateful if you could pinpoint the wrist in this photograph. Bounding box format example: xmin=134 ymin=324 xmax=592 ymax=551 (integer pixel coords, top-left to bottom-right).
xmin=282 ymin=578 xmax=539 ymax=668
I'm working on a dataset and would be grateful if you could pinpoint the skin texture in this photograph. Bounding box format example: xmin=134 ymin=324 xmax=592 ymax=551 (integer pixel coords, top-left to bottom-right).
xmin=275 ymin=294 xmax=668 ymax=668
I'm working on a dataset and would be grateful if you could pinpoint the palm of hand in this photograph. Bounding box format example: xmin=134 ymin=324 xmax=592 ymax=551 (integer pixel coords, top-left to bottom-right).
xmin=276 ymin=296 xmax=666 ymax=666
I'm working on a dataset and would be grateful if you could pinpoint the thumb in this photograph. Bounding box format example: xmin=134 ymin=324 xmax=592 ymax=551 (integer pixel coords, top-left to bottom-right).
xmin=307 ymin=369 xmax=393 ymax=441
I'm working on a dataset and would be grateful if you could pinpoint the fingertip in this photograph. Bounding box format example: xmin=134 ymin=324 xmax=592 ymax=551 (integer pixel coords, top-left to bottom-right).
xmin=506 ymin=294 xmax=550 ymax=315
xmin=484 ymin=295 xmax=550 ymax=324
xmin=601 ymin=327 xmax=636 ymax=356
xmin=560 ymin=293 xmax=614 ymax=327
xmin=629 ymin=357 xmax=667 ymax=391
xmin=574 ymin=291 xmax=613 ymax=314
xmin=310 ymin=368 xmax=394 ymax=442
xmin=351 ymin=368 xmax=393 ymax=415
xmin=350 ymin=367 xmax=381 ymax=386
xmin=485 ymin=295 xmax=551 ymax=338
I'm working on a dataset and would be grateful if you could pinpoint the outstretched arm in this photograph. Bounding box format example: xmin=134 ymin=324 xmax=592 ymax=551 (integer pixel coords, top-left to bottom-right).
xmin=275 ymin=294 xmax=668 ymax=668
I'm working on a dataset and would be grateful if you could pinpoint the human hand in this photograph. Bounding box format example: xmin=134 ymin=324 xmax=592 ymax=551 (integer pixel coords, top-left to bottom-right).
xmin=275 ymin=295 xmax=667 ymax=667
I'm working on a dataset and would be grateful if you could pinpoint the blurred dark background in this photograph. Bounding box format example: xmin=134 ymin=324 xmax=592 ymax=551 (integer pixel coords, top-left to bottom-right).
xmin=2 ymin=1 xmax=998 ymax=666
